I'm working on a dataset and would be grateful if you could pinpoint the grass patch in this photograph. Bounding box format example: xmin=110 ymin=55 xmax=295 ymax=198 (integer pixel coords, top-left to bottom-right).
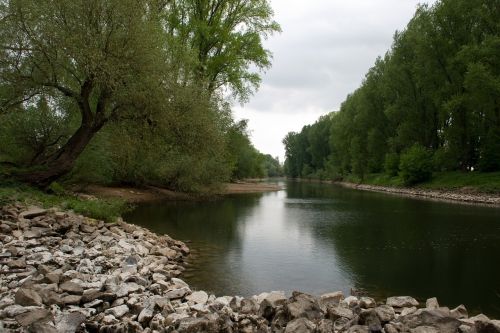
xmin=418 ymin=171 xmax=500 ymax=194
xmin=344 ymin=173 xmax=405 ymax=187
xmin=342 ymin=171 xmax=500 ymax=194
xmin=0 ymin=181 xmax=129 ymax=221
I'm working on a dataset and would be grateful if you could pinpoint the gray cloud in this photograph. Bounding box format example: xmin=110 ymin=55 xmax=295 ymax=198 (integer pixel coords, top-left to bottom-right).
xmin=234 ymin=0 xmax=438 ymax=160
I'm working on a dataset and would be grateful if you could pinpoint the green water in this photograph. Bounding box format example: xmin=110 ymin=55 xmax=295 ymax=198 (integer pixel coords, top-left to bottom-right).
xmin=124 ymin=181 xmax=500 ymax=316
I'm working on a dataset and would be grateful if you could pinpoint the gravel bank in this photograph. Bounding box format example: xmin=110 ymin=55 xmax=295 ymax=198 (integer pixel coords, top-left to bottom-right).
xmin=0 ymin=203 xmax=498 ymax=333
xmin=337 ymin=182 xmax=500 ymax=206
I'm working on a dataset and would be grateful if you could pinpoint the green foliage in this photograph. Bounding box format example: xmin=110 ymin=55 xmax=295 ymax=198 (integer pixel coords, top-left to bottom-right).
xmin=0 ymin=0 xmax=279 ymax=191
xmin=226 ymin=120 xmax=266 ymax=180
xmin=163 ymin=0 xmax=281 ymax=102
xmin=262 ymin=155 xmax=283 ymax=177
xmin=419 ymin=171 xmax=500 ymax=193
xmin=0 ymin=182 xmax=128 ymax=221
xmin=478 ymin=128 xmax=500 ymax=172
xmin=384 ymin=153 xmax=400 ymax=177
xmin=283 ymin=0 xmax=500 ymax=186
xmin=47 ymin=182 xmax=65 ymax=196
xmin=399 ymin=145 xmax=434 ymax=186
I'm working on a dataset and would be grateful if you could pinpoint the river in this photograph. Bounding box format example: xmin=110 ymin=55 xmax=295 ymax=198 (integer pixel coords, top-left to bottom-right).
xmin=124 ymin=181 xmax=500 ymax=317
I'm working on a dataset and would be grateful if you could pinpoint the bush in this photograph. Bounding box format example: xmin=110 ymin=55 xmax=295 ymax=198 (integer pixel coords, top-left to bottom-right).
xmin=399 ymin=144 xmax=433 ymax=185
xmin=384 ymin=152 xmax=400 ymax=176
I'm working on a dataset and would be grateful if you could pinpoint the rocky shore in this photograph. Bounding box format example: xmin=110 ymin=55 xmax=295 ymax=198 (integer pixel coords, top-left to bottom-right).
xmin=337 ymin=182 xmax=500 ymax=206
xmin=1 ymin=204 xmax=499 ymax=333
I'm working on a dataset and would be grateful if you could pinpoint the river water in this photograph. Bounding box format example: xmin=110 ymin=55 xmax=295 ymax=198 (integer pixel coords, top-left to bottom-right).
xmin=124 ymin=181 xmax=500 ymax=316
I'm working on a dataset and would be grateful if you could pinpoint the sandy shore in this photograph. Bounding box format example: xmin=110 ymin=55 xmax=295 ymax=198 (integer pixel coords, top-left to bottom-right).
xmin=76 ymin=182 xmax=283 ymax=204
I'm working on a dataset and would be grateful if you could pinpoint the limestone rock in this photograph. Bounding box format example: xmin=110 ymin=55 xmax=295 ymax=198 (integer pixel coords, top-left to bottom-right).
xmin=347 ymin=325 xmax=370 ymax=333
xmin=360 ymin=297 xmax=376 ymax=309
xmin=20 ymin=207 xmax=47 ymax=219
xmin=165 ymin=286 xmax=191 ymax=299
xmin=450 ymin=305 xmax=468 ymax=319
xmin=387 ymin=296 xmax=419 ymax=308
xmin=287 ymin=292 xmax=323 ymax=320
xmin=359 ymin=309 xmax=382 ymax=332
xmin=285 ymin=317 xmax=316 ymax=333
xmin=55 ymin=312 xmax=87 ymax=333
xmin=15 ymin=288 xmax=42 ymax=306
xmin=15 ymin=308 xmax=51 ymax=327
xmin=59 ymin=281 xmax=84 ymax=295
xmin=327 ymin=306 xmax=354 ymax=321
xmin=186 ymin=290 xmax=209 ymax=305
xmin=319 ymin=291 xmax=344 ymax=311
xmin=105 ymin=304 xmax=129 ymax=318
xmin=375 ymin=305 xmax=395 ymax=322
xmin=259 ymin=291 xmax=287 ymax=319
xmin=7 ymin=258 xmax=27 ymax=269
xmin=426 ymin=297 xmax=439 ymax=310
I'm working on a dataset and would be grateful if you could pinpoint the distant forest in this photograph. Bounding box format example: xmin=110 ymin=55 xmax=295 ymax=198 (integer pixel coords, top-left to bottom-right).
xmin=283 ymin=0 xmax=500 ymax=185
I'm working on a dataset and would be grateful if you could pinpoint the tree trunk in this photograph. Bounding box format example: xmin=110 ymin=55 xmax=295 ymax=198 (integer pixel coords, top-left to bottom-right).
xmin=19 ymin=122 xmax=101 ymax=187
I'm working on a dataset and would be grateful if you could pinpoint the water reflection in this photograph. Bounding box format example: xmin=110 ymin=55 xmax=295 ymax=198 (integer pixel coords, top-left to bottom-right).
xmin=124 ymin=181 xmax=500 ymax=317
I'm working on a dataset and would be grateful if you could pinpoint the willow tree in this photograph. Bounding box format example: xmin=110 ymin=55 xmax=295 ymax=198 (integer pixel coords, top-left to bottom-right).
xmin=0 ymin=0 xmax=167 ymax=185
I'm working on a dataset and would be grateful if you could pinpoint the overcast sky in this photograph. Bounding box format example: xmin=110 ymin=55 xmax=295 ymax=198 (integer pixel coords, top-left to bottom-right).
xmin=233 ymin=0 xmax=438 ymax=162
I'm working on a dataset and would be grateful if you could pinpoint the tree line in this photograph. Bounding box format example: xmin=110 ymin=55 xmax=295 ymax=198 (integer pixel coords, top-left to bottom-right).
xmin=283 ymin=0 xmax=500 ymax=185
xmin=0 ymin=0 xmax=282 ymax=192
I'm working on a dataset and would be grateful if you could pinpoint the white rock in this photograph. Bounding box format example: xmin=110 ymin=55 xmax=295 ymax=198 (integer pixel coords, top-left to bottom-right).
xmin=387 ymin=296 xmax=419 ymax=308
xmin=186 ymin=291 xmax=209 ymax=305
xmin=105 ymin=305 xmax=129 ymax=318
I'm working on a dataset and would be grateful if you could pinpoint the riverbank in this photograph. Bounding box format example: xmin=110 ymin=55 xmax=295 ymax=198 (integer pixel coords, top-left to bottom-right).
xmin=336 ymin=181 xmax=500 ymax=206
xmin=78 ymin=181 xmax=283 ymax=204
xmin=1 ymin=203 xmax=499 ymax=333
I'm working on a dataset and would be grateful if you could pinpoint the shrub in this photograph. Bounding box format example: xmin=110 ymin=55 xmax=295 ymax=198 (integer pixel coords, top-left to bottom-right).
xmin=384 ymin=152 xmax=400 ymax=176
xmin=399 ymin=144 xmax=433 ymax=185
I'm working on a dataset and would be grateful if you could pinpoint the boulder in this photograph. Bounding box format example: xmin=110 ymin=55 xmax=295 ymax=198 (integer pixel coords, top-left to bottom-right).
xmin=343 ymin=296 xmax=360 ymax=308
xmin=61 ymin=295 xmax=82 ymax=305
xmin=475 ymin=320 xmax=500 ymax=333
xmin=28 ymin=323 xmax=58 ymax=333
xmin=59 ymin=281 xmax=84 ymax=295
xmin=259 ymin=291 xmax=287 ymax=320
xmin=347 ymin=325 xmax=370 ymax=333
xmin=317 ymin=319 xmax=335 ymax=333
xmin=319 ymin=291 xmax=344 ymax=311
xmin=153 ymin=247 xmax=178 ymax=259
xmin=177 ymin=316 xmax=220 ymax=333
xmin=55 ymin=312 xmax=87 ymax=333
xmin=20 ymin=207 xmax=47 ymax=219
xmin=116 ymin=282 xmax=143 ymax=297
xmin=105 ymin=304 xmax=129 ymax=318
xmin=15 ymin=308 xmax=51 ymax=327
xmin=374 ymin=305 xmax=395 ymax=322
xmin=186 ymin=290 xmax=209 ymax=305
xmin=387 ymin=296 xmax=419 ymax=308
xmin=15 ymin=288 xmax=42 ymax=306
xmin=286 ymin=291 xmax=323 ymax=320
xmin=327 ymin=306 xmax=354 ymax=321
xmin=24 ymin=230 xmax=42 ymax=238
xmin=360 ymin=297 xmax=376 ymax=309
xmin=401 ymin=307 xmax=418 ymax=316
xmin=450 ymin=305 xmax=468 ymax=319
xmin=411 ymin=326 xmax=440 ymax=333
xmin=7 ymin=258 xmax=27 ymax=269
xmin=165 ymin=286 xmax=191 ymax=299
xmin=426 ymin=298 xmax=439 ymax=310
xmin=359 ymin=309 xmax=383 ymax=332
xmin=401 ymin=309 xmax=462 ymax=333
xmin=285 ymin=318 xmax=316 ymax=333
